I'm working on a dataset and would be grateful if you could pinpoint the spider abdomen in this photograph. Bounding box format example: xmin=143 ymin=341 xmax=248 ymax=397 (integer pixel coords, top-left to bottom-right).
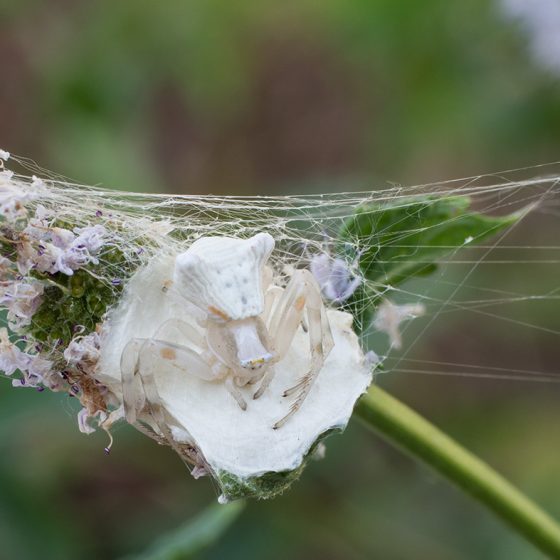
xmin=174 ymin=233 xmax=274 ymax=321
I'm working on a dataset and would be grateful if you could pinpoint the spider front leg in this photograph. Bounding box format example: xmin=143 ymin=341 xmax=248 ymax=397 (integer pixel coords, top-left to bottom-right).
xmin=120 ymin=318 xmax=215 ymax=428
xmin=267 ymin=269 xmax=334 ymax=429
xmin=120 ymin=319 xmax=222 ymax=471
xmin=121 ymin=318 xmax=252 ymax=427
xmin=250 ymin=286 xmax=283 ymax=401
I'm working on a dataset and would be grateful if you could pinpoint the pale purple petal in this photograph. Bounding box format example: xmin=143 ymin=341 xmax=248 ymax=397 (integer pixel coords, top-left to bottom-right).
xmin=310 ymin=253 xmax=362 ymax=304
xmin=309 ymin=253 xmax=332 ymax=286
xmin=0 ymin=279 xmax=44 ymax=330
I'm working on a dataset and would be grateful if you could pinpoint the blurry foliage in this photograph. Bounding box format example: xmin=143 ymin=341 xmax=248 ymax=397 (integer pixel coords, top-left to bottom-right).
xmin=3 ymin=0 xmax=560 ymax=193
xmin=130 ymin=501 xmax=245 ymax=560
xmin=1 ymin=0 xmax=560 ymax=559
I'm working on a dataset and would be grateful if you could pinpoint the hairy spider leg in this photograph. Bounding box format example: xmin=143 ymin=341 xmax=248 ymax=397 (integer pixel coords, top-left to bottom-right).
xmin=267 ymin=269 xmax=334 ymax=429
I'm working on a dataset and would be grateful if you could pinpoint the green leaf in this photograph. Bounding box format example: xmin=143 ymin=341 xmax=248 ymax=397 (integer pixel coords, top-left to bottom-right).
xmin=340 ymin=195 xmax=521 ymax=288
xmin=129 ymin=501 xmax=245 ymax=560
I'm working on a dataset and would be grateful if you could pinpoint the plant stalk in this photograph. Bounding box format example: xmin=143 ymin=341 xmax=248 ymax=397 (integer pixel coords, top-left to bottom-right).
xmin=355 ymin=385 xmax=560 ymax=559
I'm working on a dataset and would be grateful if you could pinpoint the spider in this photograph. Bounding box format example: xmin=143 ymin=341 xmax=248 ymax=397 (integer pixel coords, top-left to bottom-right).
xmin=120 ymin=233 xmax=334 ymax=431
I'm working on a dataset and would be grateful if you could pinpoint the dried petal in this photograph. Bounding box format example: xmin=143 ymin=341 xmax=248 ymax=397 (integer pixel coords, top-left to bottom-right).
xmin=310 ymin=253 xmax=362 ymax=303
xmin=0 ymin=279 xmax=44 ymax=330
xmin=373 ymin=299 xmax=425 ymax=349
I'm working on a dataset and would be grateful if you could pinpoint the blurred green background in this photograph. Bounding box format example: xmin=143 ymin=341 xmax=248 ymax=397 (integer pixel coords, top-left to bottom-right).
xmin=1 ymin=1 xmax=560 ymax=558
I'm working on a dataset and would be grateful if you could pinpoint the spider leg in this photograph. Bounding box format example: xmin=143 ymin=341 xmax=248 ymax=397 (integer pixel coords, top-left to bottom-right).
xmin=254 ymin=275 xmax=316 ymax=402
xmin=263 ymin=285 xmax=283 ymax=329
xmin=267 ymin=269 xmax=334 ymax=429
xmin=121 ymin=337 xmax=215 ymax=423
xmin=267 ymin=270 xmax=310 ymax=356
xmin=153 ymin=330 xmax=250 ymax=411
xmin=225 ymin=376 xmax=247 ymax=410
xmin=120 ymin=318 xmax=215 ymax=426
xmin=153 ymin=318 xmax=206 ymax=349
xmin=252 ymin=275 xmax=304 ymax=401
xmin=126 ymin=338 xmax=211 ymax=469
xmin=252 ymin=367 xmax=275 ymax=400
xmin=120 ymin=338 xmax=146 ymax=425
xmin=248 ymin=285 xmax=283 ymax=400
xmin=135 ymin=341 xmax=175 ymax=441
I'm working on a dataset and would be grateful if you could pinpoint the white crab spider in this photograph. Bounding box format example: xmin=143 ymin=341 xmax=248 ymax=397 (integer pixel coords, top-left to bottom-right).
xmin=120 ymin=233 xmax=334 ymax=430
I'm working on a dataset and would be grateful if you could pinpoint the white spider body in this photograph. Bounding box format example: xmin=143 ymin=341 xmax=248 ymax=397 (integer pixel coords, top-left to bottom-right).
xmin=118 ymin=233 xmax=334 ymax=429
xmin=174 ymin=233 xmax=275 ymax=379
xmin=174 ymin=234 xmax=272 ymax=322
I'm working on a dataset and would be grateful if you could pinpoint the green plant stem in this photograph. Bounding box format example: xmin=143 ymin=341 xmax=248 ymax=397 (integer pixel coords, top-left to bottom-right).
xmin=355 ymin=385 xmax=560 ymax=559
